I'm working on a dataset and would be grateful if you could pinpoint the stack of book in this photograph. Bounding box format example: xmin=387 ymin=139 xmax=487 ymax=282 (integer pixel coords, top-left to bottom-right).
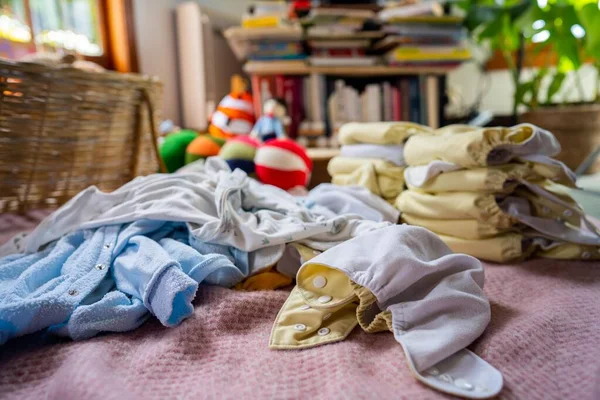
xmin=303 ymin=7 xmax=382 ymax=66
xmin=225 ymin=26 xmax=305 ymax=62
xmin=377 ymin=4 xmax=470 ymax=66
xmin=241 ymin=1 xmax=288 ymax=28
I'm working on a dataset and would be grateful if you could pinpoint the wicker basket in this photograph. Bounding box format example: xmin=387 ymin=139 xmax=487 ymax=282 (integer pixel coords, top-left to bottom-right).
xmin=0 ymin=59 xmax=165 ymax=213
xmin=520 ymin=104 xmax=600 ymax=173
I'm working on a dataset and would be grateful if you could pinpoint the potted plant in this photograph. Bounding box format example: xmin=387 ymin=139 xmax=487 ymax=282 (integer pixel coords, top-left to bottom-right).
xmin=459 ymin=0 xmax=600 ymax=171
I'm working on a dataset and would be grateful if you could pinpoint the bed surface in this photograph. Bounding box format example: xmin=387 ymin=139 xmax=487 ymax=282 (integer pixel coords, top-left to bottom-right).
xmin=1 ymin=212 xmax=599 ymax=400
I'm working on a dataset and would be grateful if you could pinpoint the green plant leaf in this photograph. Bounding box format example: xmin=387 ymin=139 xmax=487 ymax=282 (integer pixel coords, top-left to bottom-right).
xmin=545 ymin=71 xmax=566 ymax=103
xmin=515 ymin=80 xmax=534 ymax=108
xmin=578 ymin=3 xmax=600 ymax=55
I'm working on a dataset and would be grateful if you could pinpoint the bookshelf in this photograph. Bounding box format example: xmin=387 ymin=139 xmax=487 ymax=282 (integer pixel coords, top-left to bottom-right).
xmin=244 ymin=61 xmax=457 ymax=77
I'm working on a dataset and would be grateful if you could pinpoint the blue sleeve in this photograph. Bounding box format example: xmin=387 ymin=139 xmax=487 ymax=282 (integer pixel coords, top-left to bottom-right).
xmin=112 ymin=235 xmax=199 ymax=327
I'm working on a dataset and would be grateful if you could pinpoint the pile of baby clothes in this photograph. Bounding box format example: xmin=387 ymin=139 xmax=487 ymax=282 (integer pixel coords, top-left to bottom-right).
xmin=396 ymin=123 xmax=600 ymax=262
xmin=327 ymin=122 xmax=433 ymax=205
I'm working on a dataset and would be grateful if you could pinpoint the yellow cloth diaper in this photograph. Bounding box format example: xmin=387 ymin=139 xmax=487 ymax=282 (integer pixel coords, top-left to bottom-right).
xmin=338 ymin=121 xmax=434 ymax=145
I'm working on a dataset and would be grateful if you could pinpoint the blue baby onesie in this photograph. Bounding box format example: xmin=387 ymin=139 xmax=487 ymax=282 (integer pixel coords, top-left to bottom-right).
xmin=0 ymin=220 xmax=249 ymax=344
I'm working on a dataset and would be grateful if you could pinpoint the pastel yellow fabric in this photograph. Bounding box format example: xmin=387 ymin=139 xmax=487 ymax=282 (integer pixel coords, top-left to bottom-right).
xmin=404 ymin=124 xmax=547 ymax=168
xmin=514 ymin=185 xmax=582 ymax=227
xmin=338 ymin=121 xmax=434 ymax=145
xmin=437 ymin=233 xmax=528 ymax=263
xmin=234 ymin=267 xmax=293 ymax=291
xmin=328 ymin=156 xmax=405 ymax=200
xmin=396 ymin=190 xmax=516 ymax=229
xmin=269 ymin=263 xmax=391 ymax=349
xmin=406 ymin=164 xmax=539 ymax=194
xmin=400 ymin=214 xmax=512 ymax=240
xmin=537 ymin=243 xmax=600 ymax=260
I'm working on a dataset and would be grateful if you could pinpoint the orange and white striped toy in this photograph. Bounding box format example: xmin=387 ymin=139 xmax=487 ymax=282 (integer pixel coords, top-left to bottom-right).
xmin=208 ymin=76 xmax=256 ymax=140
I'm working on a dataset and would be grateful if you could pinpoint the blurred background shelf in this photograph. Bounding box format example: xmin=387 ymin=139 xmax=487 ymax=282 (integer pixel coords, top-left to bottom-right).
xmin=244 ymin=61 xmax=457 ymax=76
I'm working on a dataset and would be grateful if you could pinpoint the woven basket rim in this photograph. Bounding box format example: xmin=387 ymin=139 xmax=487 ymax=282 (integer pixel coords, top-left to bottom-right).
xmin=0 ymin=59 xmax=162 ymax=85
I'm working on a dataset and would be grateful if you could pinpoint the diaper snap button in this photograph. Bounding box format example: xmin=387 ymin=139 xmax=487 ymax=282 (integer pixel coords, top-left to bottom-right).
xmin=542 ymin=206 xmax=550 ymax=214
xmin=293 ymin=324 xmax=307 ymax=332
xmin=317 ymin=327 xmax=330 ymax=336
xmin=318 ymin=295 xmax=332 ymax=304
xmin=312 ymin=276 xmax=327 ymax=288
xmin=300 ymin=305 xmax=311 ymax=311
xmin=454 ymin=378 xmax=474 ymax=391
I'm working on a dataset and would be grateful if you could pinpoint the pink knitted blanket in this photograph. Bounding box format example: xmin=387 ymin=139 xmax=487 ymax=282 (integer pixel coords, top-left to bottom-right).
xmin=1 ymin=213 xmax=599 ymax=400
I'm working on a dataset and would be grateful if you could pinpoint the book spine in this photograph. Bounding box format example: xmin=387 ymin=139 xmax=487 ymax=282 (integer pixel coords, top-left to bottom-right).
xmin=409 ymin=77 xmax=421 ymax=123
xmin=426 ymin=75 xmax=440 ymax=129
xmin=391 ymin=81 xmax=401 ymax=121
xmin=400 ymin=78 xmax=410 ymax=121
xmin=274 ymin=75 xmax=285 ymax=98
xmin=419 ymin=75 xmax=428 ymax=126
xmin=383 ymin=81 xmax=392 ymax=121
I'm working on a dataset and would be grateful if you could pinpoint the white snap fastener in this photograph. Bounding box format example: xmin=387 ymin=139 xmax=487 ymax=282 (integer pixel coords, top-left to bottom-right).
xmin=323 ymin=313 xmax=332 ymax=320
xmin=318 ymin=295 xmax=332 ymax=304
xmin=312 ymin=276 xmax=327 ymax=288
xmin=542 ymin=206 xmax=550 ymax=214
xmin=104 ymin=244 xmax=111 ymax=249
xmin=95 ymin=264 xmax=105 ymax=270
xmin=438 ymin=374 xmax=453 ymax=383
xmin=317 ymin=327 xmax=330 ymax=336
xmin=582 ymin=251 xmax=591 ymax=259
xmin=300 ymin=305 xmax=310 ymax=311
xmin=426 ymin=368 xmax=439 ymax=376
xmin=563 ymin=209 xmax=573 ymax=217
xmin=293 ymin=324 xmax=306 ymax=331
xmin=68 ymin=289 xmax=78 ymax=296
xmin=454 ymin=379 xmax=474 ymax=391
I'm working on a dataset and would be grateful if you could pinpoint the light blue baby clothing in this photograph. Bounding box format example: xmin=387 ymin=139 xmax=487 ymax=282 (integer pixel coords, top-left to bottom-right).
xmin=0 ymin=220 xmax=250 ymax=345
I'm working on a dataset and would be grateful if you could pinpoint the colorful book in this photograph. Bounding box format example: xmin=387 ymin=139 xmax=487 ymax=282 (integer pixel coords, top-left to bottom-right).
xmin=408 ymin=77 xmax=421 ymax=123
xmin=383 ymin=81 xmax=392 ymax=121
xmin=391 ymin=81 xmax=402 ymax=121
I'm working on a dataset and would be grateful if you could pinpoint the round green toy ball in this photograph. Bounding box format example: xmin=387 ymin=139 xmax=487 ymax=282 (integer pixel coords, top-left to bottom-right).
xmin=159 ymin=129 xmax=199 ymax=173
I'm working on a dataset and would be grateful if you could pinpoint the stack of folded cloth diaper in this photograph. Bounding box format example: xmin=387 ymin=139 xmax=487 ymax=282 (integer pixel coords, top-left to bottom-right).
xmin=396 ymin=123 xmax=600 ymax=262
xmin=327 ymin=122 xmax=434 ymax=204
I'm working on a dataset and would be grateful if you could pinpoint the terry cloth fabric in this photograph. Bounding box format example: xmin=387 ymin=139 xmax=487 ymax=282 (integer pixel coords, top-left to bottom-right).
xmin=327 ymin=157 xmax=405 ymax=201
xmin=0 ymin=157 xmax=388 ymax=259
xmin=403 ymin=123 xmax=561 ymax=168
xmin=269 ymin=225 xmax=502 ymax=399
xmin=0 ymin=220 xmax=261 ymax=344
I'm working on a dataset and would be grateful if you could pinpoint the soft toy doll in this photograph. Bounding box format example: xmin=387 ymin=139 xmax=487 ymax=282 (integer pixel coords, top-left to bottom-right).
xmin=250 ymin=98 xmax=288 ymax=143
xmin=208 ymin=76 xmax=255 ymax=140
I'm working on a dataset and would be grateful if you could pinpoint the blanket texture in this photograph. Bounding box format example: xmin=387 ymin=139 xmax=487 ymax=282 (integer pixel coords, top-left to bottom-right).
xmin=1 ymin=212 xmax=600 ymax=400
